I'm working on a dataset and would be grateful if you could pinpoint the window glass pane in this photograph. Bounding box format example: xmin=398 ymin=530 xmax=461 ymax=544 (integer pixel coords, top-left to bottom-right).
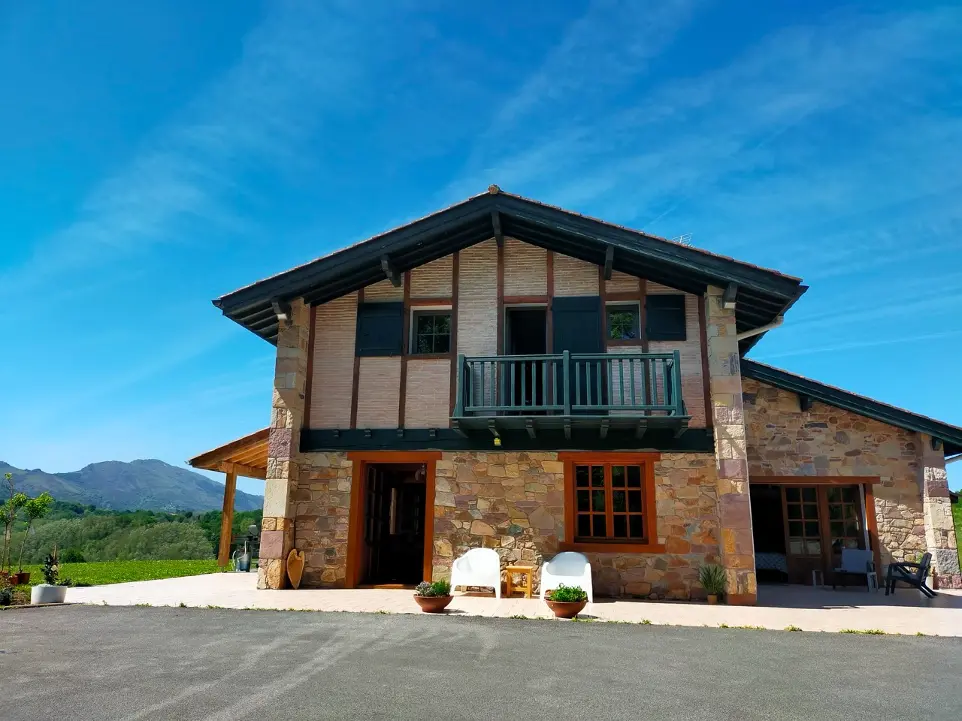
xmin=787 ymin=504 xmax=801 ymax=519
xmin=607 ymin=306 xmax=639 ymax=340
xmin=627 ymin=466 xmax=641 ymax=488
xmin=628 ymin=491 xmax=642 ymax=512
xmin=785 ymin=487 xmax=800 ymax=502
xmin=841 ymin=487 xmax=856 ymax=502
xmin=629 ymin=516 xmax=644 ymax=539
xmin=789 ymin=539 xmax=804 ymax=554
xmin=830 ymin=522 xmax=844 ymax=537
xmin=575 ymin=466 xmax=589 ymax=487
xmin=417 ymin=337 xmax=432 ymax=354
xmin=802 ymin=487 xmax=816 ymax=503
xmin=844 ymin=505 xmax=857 ymax=520
xmin=827 ymin=487 xmax=841 ymax=503
xmin=577 ymin=490 xmax=590 ymax=512
xmin=592 ymin=490 xmax=606 ymax=512
xmin=611 ymin=466 xmax=625 ymax=487
xmin=577 ymin=515 xmax=591 ymax=538
xmin=828 ymin=505 xmax=842 ymax=520
xmin=788 ymin=521 xmax=803 ymax=537
xmin=613 ymin=516 xmax=627 ymax=538
xmin=435 ymin=315 xmax=450 ymax=333
xmin=804 ymin=521 xmax=819 ymax=538
xmin=845 ymin=522 xmax=859 ymax=537
xmin=612 ymin=491 xmax=626 ymax=512
xmin=434 ymin=334 xmax=451 ymax=354
xmin=592 ymin=516 xmax=606 ymax=537
xmin=803 ymin=504 xmax=818 ymax=519
xmin=806 ymin=540 xmax=821 ymax=555
xmin=591 ymin=466 xmax=605 ymax=487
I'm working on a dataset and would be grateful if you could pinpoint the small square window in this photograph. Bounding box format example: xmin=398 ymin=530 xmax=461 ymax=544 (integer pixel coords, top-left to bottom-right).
xmin=606 ymin=304 xmax=640 ymax=340
xmin=412 ymin=312 xmax=451 ymax=354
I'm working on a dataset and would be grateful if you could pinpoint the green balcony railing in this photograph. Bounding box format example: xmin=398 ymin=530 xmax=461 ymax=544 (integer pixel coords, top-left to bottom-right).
xmin=452 ymin=350 xmax=685 ymax=419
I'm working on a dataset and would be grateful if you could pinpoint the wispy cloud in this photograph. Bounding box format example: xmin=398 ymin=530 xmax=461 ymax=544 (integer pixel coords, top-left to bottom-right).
xmin=756 ymin=329 xmax=962 ymax=361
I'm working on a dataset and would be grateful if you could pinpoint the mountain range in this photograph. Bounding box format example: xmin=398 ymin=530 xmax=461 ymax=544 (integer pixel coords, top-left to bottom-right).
xmin=0 ymin=459 xmax=263 ymax=512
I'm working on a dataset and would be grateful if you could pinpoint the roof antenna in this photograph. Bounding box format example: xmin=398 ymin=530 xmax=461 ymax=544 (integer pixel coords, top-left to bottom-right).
xmin=672 ymin=233 xmax=693 ymax=247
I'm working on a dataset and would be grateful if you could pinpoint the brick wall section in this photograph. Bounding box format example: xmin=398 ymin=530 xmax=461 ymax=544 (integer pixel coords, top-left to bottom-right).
xmin=743 ymin=378 xmax=961 ymax=586
xmin=457 ymin=240 xmax=498 ymax=356
xmin=404 ymin=358 xmax=452 ymax=427
xmin=705 ymin=285 xmax=756 ymax=604
xmin=355 ymin=357 xmax=401 ymax=427
xmin=294 ymin=452 xmax=354 ymax=587
xmin=605 ymin=270 xmax=638 ymax=294
xmin=503 ymin=237 xmax=547 ymax=296
xmin=648 ymin=289 xmax=706 ymax=428
xmin=554 ymin=254 xmax=598 ymax=296
xmin=309 ymin=293 xmax=356 ymax=428
xmin=410 ymin=256 xmax=453 ymax=298
xmin=258 ymin=298 xmax=310 ymax=590
xmin=364 ymin=278 xmax=404 ymax=301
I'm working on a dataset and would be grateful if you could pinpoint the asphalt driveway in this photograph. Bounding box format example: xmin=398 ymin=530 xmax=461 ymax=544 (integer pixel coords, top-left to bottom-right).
xmin=2 ymin=606 xmax=960 ymax=720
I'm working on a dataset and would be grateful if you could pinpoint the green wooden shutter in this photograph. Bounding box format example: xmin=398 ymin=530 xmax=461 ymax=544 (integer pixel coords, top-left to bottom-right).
xmin=355 ymin=302 xmax=404 ymax=356
xmin=646 ymin=295 xmax=686 ymax=341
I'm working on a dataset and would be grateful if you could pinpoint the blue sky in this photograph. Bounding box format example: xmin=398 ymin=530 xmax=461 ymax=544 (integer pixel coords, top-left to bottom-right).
xmin=1 ymin=1 xmax=960 ymax=495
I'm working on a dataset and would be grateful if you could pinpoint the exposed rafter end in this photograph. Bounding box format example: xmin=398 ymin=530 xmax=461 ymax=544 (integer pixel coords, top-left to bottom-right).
xmin=363 ymin=429 xmax=372 ymax=438
xmin=487 ymin=420 xmax=500 ymax=438
xmin=396 ymin=428 xmax=405 ymax=438
xmin=526 ymin=419 xmax=537 ymax=439
xmin=332 ymin=429 xmax=340 ymax=438
xmin=932 ymin=437 xmax=944 ymax=452
xmin=491 ymin=210 xmax=504 ymax=247
xmin=798 ymin=393 xmax=813 ymax=412
xmin=451 ymin=420 xmax=467 ymax=438
xmin=380 ymin=254 xmax=401 ymax=287
xmin=673 ymin=424 xmax=687 ymax=439
xmin=428 ymin=428 xmax=437 ymax=439
xmin=635 ymin=421 xmax=647 ymax=440
xmin=599 ymin=418 xmax=610 ymax=439
xmin=722 ymin=282 xmax=738 ymax=310
xmin=564 ymin=419 xmax=572 ymax=440
xmin=271 ymin=298 xmax=292 ymax=325
xmin=603 ymin=245 xmax=614 ymax=281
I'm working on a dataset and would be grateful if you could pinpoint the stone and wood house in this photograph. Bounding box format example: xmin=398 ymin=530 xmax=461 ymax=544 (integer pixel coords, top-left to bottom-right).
xmin=190 ymin=186 xmax=962 ymax=604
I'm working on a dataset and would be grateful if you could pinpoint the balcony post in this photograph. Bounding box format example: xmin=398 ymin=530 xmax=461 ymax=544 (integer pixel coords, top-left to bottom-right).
xmin=562 ymin=350 xmax=571 ymax=416
xmin=453 ymin=354 xmax=466 ymax=417
xmin=671 ymin=349 xmax=682 ymax=415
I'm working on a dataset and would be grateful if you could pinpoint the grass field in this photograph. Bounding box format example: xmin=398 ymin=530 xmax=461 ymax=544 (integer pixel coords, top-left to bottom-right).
xmin=952 ymin=496 xmax=962 ymax=568
xmin=11 ymin=559 xmax=222 ymax=587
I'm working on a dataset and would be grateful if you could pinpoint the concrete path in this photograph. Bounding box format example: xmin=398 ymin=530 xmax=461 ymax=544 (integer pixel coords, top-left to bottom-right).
xmin=66 ymin=572 xmax=962 ymax=636
xmin=3 ymin=606 xmax=961 ymax=721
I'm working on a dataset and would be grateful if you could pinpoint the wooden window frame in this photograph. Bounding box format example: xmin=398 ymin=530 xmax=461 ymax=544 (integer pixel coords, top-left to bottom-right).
xmin=559 ymin=452 xmax=665 ymax=553
xmin=605 ymin=301 xmax=641 ymax=344
xmin=410 ymin=308 xmax=452 ymax=356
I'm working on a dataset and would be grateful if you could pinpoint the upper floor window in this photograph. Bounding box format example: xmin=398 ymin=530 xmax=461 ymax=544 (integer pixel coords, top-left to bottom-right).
xmin=606 ymin=303 xmax=640 ymax=341
xmin=412 ymin=311 xmax=451 ymax=355
xmin=646 ymin=294 xmax=687 ymax=341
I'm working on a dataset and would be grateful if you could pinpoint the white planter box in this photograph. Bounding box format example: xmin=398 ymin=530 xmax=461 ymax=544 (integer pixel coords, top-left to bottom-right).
xmin=31 ymin=584 xmax=67 ymax=604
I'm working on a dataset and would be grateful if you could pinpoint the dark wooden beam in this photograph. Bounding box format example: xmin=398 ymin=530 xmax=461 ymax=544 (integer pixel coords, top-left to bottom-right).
xmin=451 ymin=420 xmax=467 ymax=438
xmin=932 ymin=437 xmax=944 ymax=452
xmin=217 ymin=470 xmax=237 ymax=567
xmin=270 ymin=298 xmax=291 ymax=324
xmin=599 ymin=418 xmax=610 ymax=439
xmin=488 ymin=420 xmax=500 ymax=438
xmin=798 ymin=393 xmax=814 ymax=412
xmin=526 ymin=419 xmax=536 ymax=439
xmin=380 ymin=254 xmax=401 ymax=287
xmin=603 ymin=245 xmax=614 ymax=281
xmin=636 ymin=421 xmax=648 ymax=440
xmin=491 ymin=210 xmax=504 ymax=247
xmin=722 ymin=282 xmax=738 ymax=309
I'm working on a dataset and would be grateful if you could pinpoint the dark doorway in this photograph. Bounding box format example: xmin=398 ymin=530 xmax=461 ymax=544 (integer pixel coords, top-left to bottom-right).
xmin=552 ymin=296 xmax=605 ymax=411
xmin=750 ymin=483 xmax=788 ymax=584
xmin=505 ymin=307 xmax=547 ymax=410
xmin=362 ymin=463 xmax=427 ymax=586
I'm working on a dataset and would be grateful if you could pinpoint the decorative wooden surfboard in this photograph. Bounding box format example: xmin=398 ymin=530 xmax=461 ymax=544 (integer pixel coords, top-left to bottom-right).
xmin=287 ymin=548 xmax=305 ymax=590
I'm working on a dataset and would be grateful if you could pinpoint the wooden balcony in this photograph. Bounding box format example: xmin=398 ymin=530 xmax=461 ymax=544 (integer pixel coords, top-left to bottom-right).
xmin=452 ymin=351 xmax=689 ymax=439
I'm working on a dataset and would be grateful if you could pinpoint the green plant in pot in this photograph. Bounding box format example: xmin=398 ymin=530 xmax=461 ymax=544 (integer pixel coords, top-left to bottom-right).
xmin=699 ymin=564 xmax=727 ymax=604
xmin=31 ymin=546 xmax=68 ymax=605
xmin=545 ymin=584 xmax=589 ymax=618
xmin=413 ymin=579 xmax=453 ymax=613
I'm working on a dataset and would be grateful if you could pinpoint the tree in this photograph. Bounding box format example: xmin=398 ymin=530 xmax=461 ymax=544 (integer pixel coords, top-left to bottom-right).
xmin=1 ymin=473 xmax=28 ymax=573
xmin=16 ymin=492 xmax=54 ymax=572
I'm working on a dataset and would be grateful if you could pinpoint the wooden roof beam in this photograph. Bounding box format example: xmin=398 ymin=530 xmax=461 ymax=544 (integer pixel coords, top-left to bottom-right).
xmin=491 ymin=210 xmax=504 ymax=247
xmin=603 ymin=245 xmax=614 ymax=281
xmin=380 ymin=255 xmax=402 ymax=287
xmin=722 ymin=282 xmax=738 ymax=310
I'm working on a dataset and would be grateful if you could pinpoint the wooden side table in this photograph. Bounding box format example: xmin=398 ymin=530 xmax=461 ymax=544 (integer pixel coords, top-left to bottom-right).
xmin=505 ymin=565 xmax=535 ymax=598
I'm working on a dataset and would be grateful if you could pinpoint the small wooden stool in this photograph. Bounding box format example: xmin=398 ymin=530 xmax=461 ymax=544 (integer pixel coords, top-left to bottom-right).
xmin=505 ymin=565 xmax=536 ymax=598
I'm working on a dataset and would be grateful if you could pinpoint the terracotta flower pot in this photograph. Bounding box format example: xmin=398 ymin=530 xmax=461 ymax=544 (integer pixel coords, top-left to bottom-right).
xmin=706 ymin=594 xmax=718 ymax=605
xmin=15 ymin=572 xmax=30 ymax=586
xmin=546 ymin=599 xmax=588 ymax=619
xmin=414 ymin=595 xmax=453 ymax=613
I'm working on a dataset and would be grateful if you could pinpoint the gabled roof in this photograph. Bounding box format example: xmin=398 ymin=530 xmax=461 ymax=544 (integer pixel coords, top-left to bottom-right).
xmin=214 ymin=187 xmax=807 ymax=352
xmin=742 ymin=360 xmax=962 ymax=456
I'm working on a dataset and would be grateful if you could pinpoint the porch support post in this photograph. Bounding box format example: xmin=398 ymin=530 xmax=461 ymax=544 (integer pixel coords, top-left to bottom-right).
xmin=919 ymin=435 xmax=961 ymax=587
xmin=217 ymin=470 xmax=237 ymax=567
xmin=258 ymin=298 xmax=310 ymax=590
xmin=705 ymin=286 xmax=756 ymax=605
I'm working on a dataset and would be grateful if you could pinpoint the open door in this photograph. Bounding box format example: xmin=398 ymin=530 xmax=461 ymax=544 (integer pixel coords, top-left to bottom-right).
xmin=782 ymin=486 xmax=824 ymax=584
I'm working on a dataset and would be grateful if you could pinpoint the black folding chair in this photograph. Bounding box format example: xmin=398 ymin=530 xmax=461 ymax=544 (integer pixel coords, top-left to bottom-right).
xmin=885 ymin=552 xmax=936 ymax=598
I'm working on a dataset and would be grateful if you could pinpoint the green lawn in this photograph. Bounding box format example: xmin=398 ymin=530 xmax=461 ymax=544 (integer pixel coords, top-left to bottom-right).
xmin=952 ymin=496 xmax=962 ymax=568
xmin=12 ymin=559 xmax=222 ymax=587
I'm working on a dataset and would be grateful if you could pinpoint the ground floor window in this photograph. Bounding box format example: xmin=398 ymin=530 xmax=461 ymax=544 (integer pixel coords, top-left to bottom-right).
xmin=560 ymin=453 xmax=660 ymax=552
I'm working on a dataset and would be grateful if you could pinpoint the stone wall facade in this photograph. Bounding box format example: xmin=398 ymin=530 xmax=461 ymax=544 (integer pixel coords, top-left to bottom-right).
xmin=293 ymin=450 xmax=720 ymax=599
xmin=743 ymin=378 xmax=961 ymax=585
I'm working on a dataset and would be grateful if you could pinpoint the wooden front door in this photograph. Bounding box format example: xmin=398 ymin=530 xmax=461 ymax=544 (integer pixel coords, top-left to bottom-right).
xmin=782 ymin=486 xmax=824 ymax=584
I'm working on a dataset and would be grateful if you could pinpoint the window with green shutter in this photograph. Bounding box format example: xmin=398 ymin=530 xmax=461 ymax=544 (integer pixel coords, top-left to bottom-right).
xmin=645 ymin=295 xmax=686 ymax=341
xmin=355 ymin=302 xmax=404 ymax=356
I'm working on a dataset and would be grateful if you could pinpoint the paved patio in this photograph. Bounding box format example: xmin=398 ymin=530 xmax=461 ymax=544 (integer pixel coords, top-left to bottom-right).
xmin=65 ymin=572 xmax=962 ymax=636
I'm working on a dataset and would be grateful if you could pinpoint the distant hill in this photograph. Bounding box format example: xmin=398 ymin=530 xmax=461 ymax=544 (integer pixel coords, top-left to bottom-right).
xmin=0 ymin=459 xmax=262 ymax=512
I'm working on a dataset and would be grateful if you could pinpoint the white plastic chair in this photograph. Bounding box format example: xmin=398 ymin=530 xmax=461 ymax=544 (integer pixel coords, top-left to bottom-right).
xmin=540 ymin=551 xmax=593 ymax=603
xmin=450 ymin=548 xmax=502 ymax=598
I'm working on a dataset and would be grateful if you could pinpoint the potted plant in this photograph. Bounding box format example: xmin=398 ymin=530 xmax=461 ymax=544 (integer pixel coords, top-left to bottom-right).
xmin=545 ymin=584 xmax=588 ymax=619
xmin=413 ymin=580 xmax=452 ymax=613
xmin=14 ymin=492 xmax=54 ymax=585
xmin=699 ymin=563 xmax=727 ymax=604
xmin=1 ymin=473 xmax=28 ymax=582
xmin=31 ymin=548 xmax=68 ymax=605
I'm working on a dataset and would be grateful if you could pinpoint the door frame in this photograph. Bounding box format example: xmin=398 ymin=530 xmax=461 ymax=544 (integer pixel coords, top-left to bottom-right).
xmin=751 ymin=476 xmax=881 ymax=582
xmin=345 ymin=451 xmax=440 ymax=588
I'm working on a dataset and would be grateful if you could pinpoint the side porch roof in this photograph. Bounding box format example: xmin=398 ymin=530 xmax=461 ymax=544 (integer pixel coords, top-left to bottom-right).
xmin=742 ymin=360 xmax=962 ymax=456
xmin=213 ymin=187 xmax=807 ymax=353
xmin=188 ymin=428 xmax=269 ymax=479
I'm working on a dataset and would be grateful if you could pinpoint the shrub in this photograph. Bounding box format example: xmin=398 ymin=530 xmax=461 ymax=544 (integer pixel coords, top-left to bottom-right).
xmin=415 ymin=580 xmax=451 ymax=597
xmin=699 ymin=564 xmax=727 ymax=596
xmin=0 ymin=581 xmax=12 ymax=607
xmin=41 ymin=553 xmax=60 ymax=585
xmin=548 ymin=584 xmax=588 ymax=603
